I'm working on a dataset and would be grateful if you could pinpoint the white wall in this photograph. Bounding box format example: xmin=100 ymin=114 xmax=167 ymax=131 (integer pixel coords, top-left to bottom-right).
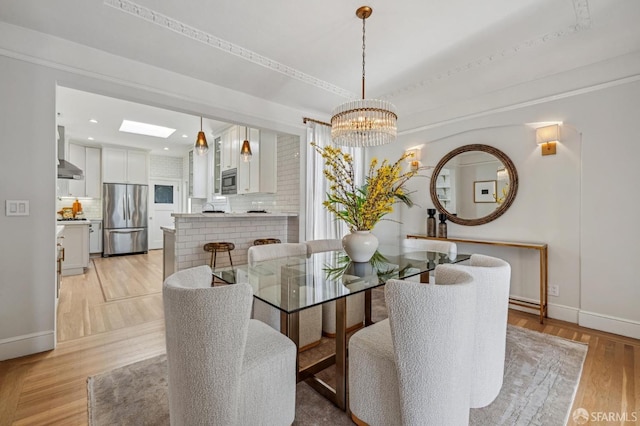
xmin=0 ymin=23 xmax=308 ymax=360
xmin=0 ymin=56 xmax=57 ymax=360
xmin=370 ymin=78 xmax=640 ymax=337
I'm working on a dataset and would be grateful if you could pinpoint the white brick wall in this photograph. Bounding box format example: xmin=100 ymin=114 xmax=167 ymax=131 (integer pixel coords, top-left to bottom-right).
xmin=150 ymin=155 xmax=183 ymax=178
xmin=173 ymin=216 xmax=296 ymax=271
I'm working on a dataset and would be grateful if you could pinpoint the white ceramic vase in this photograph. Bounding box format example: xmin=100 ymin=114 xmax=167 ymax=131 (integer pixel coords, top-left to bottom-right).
xmin=342 ymin=231 xmax=379 ymax=263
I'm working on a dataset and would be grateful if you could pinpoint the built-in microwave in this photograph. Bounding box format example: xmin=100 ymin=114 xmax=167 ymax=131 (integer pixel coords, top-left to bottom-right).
xmin=221 ymin=168 xmax=237 ymax=195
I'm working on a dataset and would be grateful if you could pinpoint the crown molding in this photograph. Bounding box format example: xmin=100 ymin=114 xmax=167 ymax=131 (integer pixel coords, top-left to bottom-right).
xmin=382 ymin=0 xmax=593 ymax=101
xmin=103 ymin=0 xmax=356 ymax=99
xmin=104 ymin=0 xmax=593 ymax=103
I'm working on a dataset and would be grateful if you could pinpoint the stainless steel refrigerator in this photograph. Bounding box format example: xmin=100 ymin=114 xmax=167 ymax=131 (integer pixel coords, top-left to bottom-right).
xmin=103 ymin=183 xmax=148 ymax=256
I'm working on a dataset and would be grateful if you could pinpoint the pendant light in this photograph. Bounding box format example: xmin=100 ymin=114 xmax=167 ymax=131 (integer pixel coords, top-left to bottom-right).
xmin=240 ymin=126 xmax=252 ymax=162
xmin=195 ymin=116 xmax=208 ymax=156
xmin=330 ymin=6 xmax=397 ymax=147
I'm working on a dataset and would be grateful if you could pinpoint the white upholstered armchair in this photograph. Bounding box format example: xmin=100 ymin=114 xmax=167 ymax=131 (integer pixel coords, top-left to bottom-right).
xmin=349 ymin=266 xmax=477 ymax=426
xmin=248 ymin=243 xmax=323 ymax=351
xmin=452 ymin=254 xmax=511 ymax=408
xmin=304 ymin=239 xmax=365 ymax=336
xmin=163 ymin=265 xmax=296 ymax=425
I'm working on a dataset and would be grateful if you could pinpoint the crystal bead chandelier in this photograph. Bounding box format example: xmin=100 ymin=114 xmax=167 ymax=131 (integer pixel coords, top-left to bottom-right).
xmin=331 ymin=6 xmax=397 ymax=147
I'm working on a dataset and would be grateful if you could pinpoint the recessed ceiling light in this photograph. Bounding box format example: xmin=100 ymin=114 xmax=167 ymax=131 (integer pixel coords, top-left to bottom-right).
xmin=119 ymin=120 xmax=176 ymax=138
xmin=182 ymin=134 xmax=188 ymax=138
xmin=88 ymin=137 xmax=94 ymax=140
xmin=89 ymin=119 xmax=98 ymax=123
xmin=164 ymin=147 xmax=169 ymax=151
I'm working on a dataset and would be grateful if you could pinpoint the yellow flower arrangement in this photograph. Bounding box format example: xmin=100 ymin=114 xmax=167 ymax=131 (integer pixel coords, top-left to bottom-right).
xmin=311 ymin=142 xmax=421 ymax=232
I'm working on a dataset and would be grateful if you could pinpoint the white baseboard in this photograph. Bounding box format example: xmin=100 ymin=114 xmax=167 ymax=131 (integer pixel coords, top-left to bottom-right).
xmin=0 ymin=331 xmax=55 ymax=361
xmin=548 ymin=303 xmax=579 ymax=323
xmin=509 ymin=295 xmax=579 ymax=323
xmin=579 ymin=310 xmax=640 ymax=340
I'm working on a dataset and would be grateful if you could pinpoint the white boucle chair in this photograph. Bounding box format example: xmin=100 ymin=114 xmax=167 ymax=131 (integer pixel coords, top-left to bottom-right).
xmin=305 ymin=239 xmax=365 ymax=336
xmin=349 ymin=266 xmax=477 ymax=426
xmin=401 ymin=238 xmax=458 ymax=282
xmin=163 ymin=265 xmax=296 ymax=426
xmin=248 ymin=243 xmax=323 ymax=351
xmin=453 ymin=254 xmax=511 ymax=408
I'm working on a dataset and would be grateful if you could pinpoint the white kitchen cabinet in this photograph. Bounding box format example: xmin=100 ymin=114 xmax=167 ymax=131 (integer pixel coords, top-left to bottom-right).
xmin=237 ymin=128 xmax=260 ymax=194
xmin=89 ymin=220 xmax=103 ymax=254
xmin=218 ymin=125 xmax=277 ymax=194
xmin=188 ymin=149 xmax=208 ymax=198
xmin=67 ymin=144 xmax=101 ymax=198
xmin=220 ymin=125 xmax=240 ymax=171
xmin=61 ymin=222 xmax=90 ymax=276
xmin=102 ymin=148 xmax=148 ymax=184
xmin=126 ymin=150 xmax=148 ymax=184
xmin=210 ymin=136 xmax=222 ymax=196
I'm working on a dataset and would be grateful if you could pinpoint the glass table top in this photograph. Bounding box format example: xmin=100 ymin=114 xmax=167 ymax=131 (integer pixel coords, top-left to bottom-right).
xmin=212 ymin=245 xmax=470 ymax=314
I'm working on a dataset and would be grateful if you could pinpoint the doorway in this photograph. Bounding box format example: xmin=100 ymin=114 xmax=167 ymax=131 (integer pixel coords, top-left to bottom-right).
xmin=149 ymin=178 xmax=181 ymax=250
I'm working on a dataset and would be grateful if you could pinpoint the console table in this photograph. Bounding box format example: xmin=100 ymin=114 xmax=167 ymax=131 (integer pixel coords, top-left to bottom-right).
xmin=407 ymin=235 xmax=548 ymax=323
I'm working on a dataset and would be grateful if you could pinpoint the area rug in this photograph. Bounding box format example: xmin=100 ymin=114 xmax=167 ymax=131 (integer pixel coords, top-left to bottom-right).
xmin=87 ymin=325 xmax=587 ymax=425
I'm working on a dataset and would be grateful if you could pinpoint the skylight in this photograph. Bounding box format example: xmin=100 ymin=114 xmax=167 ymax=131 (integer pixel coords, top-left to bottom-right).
xmin=119 ymin=120 xmax=176 ymax=138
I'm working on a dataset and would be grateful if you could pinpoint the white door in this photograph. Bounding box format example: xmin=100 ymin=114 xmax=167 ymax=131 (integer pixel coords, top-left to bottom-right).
xmin=149 ymin=179 xmax=181 ymax=250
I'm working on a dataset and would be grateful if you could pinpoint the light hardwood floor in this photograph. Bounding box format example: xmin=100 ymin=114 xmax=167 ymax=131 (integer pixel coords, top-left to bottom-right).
xmin=1 ymin=251 xmax=639 ymax=425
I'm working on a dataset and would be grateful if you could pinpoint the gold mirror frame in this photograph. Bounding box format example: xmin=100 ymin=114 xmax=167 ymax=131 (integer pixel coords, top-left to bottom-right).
xmin=429 ymin=144 xmax=519 ymax=226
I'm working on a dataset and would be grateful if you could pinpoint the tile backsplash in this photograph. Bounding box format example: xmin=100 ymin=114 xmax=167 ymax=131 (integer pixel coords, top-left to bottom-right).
xmin=56 ymin=197 xmax=102 ymax=219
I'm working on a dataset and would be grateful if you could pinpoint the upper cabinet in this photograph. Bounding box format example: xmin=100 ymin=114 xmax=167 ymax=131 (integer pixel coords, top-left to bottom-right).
xmin=210 ymin=136 xmax=222 ymax=197
xmin=237 ymin=128 xmax=260 ymax=194
xmin=214 ymin=125 xmax=278 ymax=195
xmin=189 ymin=149 xmax=208 ymax=199
xmin=102 ymin=148 xmax=148 ymax=184
xmin=63 ymin=143 xmax=101 ymax=198
xmin=220 ymin=125 xmax=240 ymax=172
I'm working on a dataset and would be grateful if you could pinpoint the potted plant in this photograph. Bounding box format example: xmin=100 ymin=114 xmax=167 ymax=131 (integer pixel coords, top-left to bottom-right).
xmin=312 ymin=142 xmax=422 ymax=262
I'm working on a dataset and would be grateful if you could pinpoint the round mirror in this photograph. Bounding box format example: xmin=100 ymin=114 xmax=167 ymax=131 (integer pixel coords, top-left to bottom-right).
xmin=429 ymin=144 xmax=518 ymax=226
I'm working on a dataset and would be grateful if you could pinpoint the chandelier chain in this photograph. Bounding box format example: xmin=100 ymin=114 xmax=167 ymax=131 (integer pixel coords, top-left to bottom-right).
xmin=361 ymin=14 xmax=366 ymax=99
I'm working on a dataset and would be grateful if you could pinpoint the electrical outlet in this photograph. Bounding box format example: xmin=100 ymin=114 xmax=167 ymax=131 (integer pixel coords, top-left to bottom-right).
xmin=549 ymin=285 xmax=559 ymax=297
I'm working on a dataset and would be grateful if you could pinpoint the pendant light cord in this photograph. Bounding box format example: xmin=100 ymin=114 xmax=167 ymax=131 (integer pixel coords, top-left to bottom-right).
xmin=361 ymin=14 xmax=366 ymax=99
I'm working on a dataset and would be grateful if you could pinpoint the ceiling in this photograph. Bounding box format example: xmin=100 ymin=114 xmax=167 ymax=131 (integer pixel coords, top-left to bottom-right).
xmin=2 ymin=0 xmax=640 ymax=155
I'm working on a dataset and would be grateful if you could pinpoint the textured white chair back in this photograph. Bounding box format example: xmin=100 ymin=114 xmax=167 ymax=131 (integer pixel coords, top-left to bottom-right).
xmin=163 ymin=265 xmax=253 ymax=425
xmin=305 ymin=239 xmax=343 ymax=257
xmin=247 ymin=242 xmax=307 ymax=266
xmin=402 ymin=238 xmax=457 ymax=259
xmin=385 ymin=266 xmax=477 ymax=425
xmin=450 ymin=254 xmax=511 ymax=408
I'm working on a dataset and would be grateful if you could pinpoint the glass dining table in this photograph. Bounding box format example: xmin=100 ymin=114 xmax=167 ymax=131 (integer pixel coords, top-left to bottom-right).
xmin=212 ymin=245 xmax=470 ymax=411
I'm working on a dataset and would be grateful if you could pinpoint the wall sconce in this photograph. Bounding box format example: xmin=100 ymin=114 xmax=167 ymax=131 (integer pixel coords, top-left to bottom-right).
xmin=405 ymin=148 xmax=420 ymax=170
xmin=535 ymin=124 xmax=559 ymax=156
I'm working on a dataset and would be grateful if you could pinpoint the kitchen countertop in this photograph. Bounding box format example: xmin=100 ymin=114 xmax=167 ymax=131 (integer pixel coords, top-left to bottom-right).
xmin=161 ymin=226 xmax=175 ymax=233
xmin=172 ymin=212 xmax=298 ymax=218
xmin=56 ymin=219 xmax=91 ymax=225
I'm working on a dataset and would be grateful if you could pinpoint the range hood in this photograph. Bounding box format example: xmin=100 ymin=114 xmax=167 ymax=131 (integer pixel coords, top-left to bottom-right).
xmin=57 ymin=125 xmax=84 ymax=180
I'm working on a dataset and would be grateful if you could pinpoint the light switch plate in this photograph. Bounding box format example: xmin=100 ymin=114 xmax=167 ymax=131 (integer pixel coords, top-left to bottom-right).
xmin=6 ymin=200 xmax=29 ymax=216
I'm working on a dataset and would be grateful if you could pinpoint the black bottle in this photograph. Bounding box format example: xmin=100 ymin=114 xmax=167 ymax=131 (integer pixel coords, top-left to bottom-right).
xmin=438 ymin=213 xmax=448 ymax=239
xmin=426 ymin=208 xmax=436 ymax=237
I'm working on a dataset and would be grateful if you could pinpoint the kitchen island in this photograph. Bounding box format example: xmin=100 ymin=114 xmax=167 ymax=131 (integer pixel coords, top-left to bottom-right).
xmin=162 ymin=212 xmax=299 ymax=279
